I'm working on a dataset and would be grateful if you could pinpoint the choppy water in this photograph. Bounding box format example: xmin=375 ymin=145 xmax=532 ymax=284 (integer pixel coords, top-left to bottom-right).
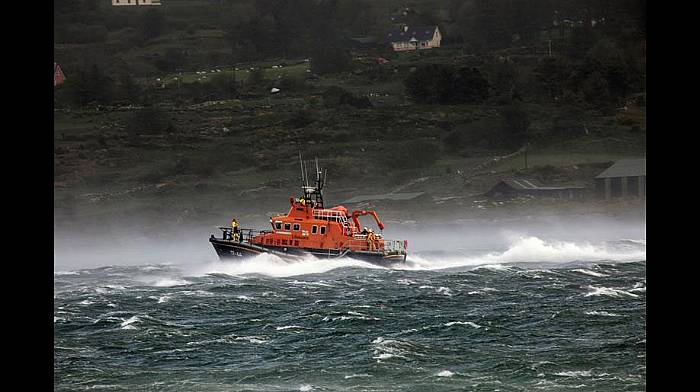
xmin=54 ymin=237 xmax=645 ymax=391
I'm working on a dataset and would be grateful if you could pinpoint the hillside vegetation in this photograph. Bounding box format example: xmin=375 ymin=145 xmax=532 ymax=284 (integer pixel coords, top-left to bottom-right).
xmin=54 ymin=0 xmax=646 ymax=231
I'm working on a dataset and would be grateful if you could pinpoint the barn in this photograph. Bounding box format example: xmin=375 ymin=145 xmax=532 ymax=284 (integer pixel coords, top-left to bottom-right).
xmin=594 ymin=159 xmax=646 ymax=199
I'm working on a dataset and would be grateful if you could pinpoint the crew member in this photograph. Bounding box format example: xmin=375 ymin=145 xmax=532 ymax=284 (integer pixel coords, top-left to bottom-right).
xmin=361 ymin=227 xmax=368 ymax=235
xmin=367 ymin=228 xmax=376 ymax=251
xmin=231 ymin=218 xmax=240 ymax=242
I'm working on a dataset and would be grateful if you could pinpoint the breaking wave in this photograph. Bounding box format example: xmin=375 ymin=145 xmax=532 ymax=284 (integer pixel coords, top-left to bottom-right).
xmin=403 ymin=236 xmax=646 ymax=271
xmin=177 ymin=236 xmax=645 ymax=277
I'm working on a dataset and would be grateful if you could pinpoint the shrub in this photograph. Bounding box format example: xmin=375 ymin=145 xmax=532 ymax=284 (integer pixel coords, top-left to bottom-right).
xmin=405 ymin=64 xmax=489 ymax=104
xmin=322 ymin=86 xmax=371 ymax=109
xmin=125 ymin=106 xmax=174 ymax=137
xmin=287 ymin=109 xmax=317 ymax=129
xmin=310 ymin=46 xmax=352 ymax=75
xmin=381 ymin=141 xmax=441 ymax=169
xmin=499 ymin=104 xmax=530 ymax=148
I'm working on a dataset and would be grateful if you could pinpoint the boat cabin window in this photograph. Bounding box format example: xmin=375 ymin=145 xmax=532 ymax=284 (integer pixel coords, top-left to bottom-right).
xmin=293 ymin=223 xmax=300 ymax=231
xmin=320 ymin=226 xmax=326 ymax=235
xmin=284 ymin=223 xmax=291 ymax=231
xmin=312 ymin=225 xmax=318 ymax=234
xmin=274 ymin=221 xmax=282 ymax=230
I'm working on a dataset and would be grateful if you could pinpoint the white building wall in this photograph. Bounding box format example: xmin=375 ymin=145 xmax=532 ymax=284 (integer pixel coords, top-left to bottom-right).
xmin=112 ymin=0 xmax=161 ymax=5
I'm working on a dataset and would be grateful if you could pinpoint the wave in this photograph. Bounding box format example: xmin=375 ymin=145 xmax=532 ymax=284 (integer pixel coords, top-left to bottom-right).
xmin=401 ymin=236 xmax=646 ymax=271
xmin=182 ymin=236 xmax=644 ymax=277
xmin=184 ymin=253 xmax=383 ymax=278
xmin=584 ymin=285 xmax=640 ymax=298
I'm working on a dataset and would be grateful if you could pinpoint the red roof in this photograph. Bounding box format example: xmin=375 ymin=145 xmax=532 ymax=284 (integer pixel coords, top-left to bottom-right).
xmin=54 ymin=63 xmax=66 ymax=86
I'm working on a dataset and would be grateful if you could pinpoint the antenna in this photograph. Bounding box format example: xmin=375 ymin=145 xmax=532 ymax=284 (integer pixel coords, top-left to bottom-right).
xmin=299 ymin=152 xmax=305 ymax=189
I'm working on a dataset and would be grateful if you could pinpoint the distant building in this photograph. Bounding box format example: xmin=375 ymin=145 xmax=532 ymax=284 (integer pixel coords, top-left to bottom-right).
xmin=594 ymin=159 xmax=646 ymax=199
xmin=485 ymin=178 xmax=586 ymax=199
xmin=54 ymin=63 xmax=65 ymax=87
xmin=385 ymin=25 xmax=441 ymax=51
xmin=342 ymin=192 xmax=429 ymax=204
xmin=112 ymin=0 xmax=161 ymax=6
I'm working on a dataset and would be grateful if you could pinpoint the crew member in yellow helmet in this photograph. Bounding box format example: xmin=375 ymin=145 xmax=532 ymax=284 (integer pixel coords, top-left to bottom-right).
xmin=367 ymin=228 xmax=376 ymax=251
xmin=231 ymin=218 xmax=240 ymax=242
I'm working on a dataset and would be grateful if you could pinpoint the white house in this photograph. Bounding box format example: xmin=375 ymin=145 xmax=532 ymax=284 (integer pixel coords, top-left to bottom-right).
xmin=385 ymin=25 xmax=441 ymax=51
xmin=112 ymin=0 xmax=162 ymax=6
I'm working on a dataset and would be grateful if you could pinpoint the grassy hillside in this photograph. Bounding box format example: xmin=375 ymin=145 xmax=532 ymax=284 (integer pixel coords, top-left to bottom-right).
xmin=54 ymin=0 xmax=646 ymax=233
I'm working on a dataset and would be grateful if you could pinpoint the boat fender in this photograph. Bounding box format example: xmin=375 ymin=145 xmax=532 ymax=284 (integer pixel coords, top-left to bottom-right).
xmin=404 ymin=240 xmax=408 ymax=250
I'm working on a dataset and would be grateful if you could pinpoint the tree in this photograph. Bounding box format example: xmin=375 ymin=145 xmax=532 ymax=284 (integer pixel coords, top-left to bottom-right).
xmin=582 ymin=71 xmax=611 ymax=105
xmin=453 ymin=67 xmax=490 ymax=103
xmin=65 ymin=64 xmax=114 ymax=105
xmin=125 ymin=106 xmax=174 ymax=138
xmin=155 ymin=48 xmax=186 ymax=72
xmin=117 ymin=71 xmax=142 ymax=104
xmin=405 ymin=64 xmax=489 ymax=104
xmin=499 ymin=103 xmax=530 ymax=148
xmin=534 ymin=56 xmax=572 ymax=101
xmin=139 ymin=9 xmax=165 ymax=42
xmin=404 ymin=64 xmax=454 ymax=104
xmin=310 ymin=46 xmax=352 ymax=75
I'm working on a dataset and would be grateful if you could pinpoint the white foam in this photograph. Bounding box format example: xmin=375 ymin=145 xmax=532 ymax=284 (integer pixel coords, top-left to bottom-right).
xmin=150 ymin=278 xmax=189 ymax=287
xmin=299 ymin=385 xmax=313 ymax=391
xmin=445 ymin=321 xmax=481 ymax=328
xmin=585 ymin=311 xmax=620 ymax=317
xmin=184 ymin=253 xmax=383 ymax=278
xmin=400 ymin=236 xmax=645 ymax=271
xmin=572 ymin=269 xmax=609 ymax=277
xmin=276 ymin=325 xmax=303 ymax=331
xmin=371 ymin=337 xmax=411 ymax=361
xmin=436 ymin=370 xmax=454 ymax=377
xmin=436 ymin=287 xmax=453 ymax=296
xmin=344 ymin=374 xmax=372 ymax=379
xmin=554 ymin=370 xmax=593 ymax=377
xmin=234 ymin=336 xmax=267 ymax=344
xmin=584 ymin=286 xmax=639 ymax=298
xmin=120 ymin=316 xmax=140 ymax=329
xmin=54 ymin=271 xmax=79 ymax=276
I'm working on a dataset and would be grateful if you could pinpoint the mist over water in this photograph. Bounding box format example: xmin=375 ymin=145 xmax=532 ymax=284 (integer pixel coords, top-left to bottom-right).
xmin=54 ymin=215 xmax=645 ymax=272
xmin=54 ymin=215 xmax=645 ymax=391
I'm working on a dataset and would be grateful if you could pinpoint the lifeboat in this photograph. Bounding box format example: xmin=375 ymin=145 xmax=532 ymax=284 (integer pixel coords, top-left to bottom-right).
xmin=209 ymin=156 xmax=408 ymax=266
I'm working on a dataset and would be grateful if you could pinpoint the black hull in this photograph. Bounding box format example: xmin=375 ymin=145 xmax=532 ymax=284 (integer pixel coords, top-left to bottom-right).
xmin=209 ymin=238 xmax=406 ymax=267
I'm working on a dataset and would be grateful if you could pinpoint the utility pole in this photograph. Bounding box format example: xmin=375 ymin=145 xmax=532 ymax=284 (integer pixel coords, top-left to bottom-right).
xmin=524 ymin=143 xmax=530 ymax=169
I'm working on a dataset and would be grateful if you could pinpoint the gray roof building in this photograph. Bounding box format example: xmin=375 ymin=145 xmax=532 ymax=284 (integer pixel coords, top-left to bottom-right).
xmin=342 ymin=192 xmax=427 ymax=204
xmin=594 ymin=159 xmax=646 ymax=199
xmin=595 ymin=159 xmax=646 ymax=179
xmin=485 ymin=178 xmax=585 ymax=199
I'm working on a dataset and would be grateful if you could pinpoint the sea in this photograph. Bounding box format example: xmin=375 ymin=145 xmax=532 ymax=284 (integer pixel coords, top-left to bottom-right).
xmin=54 ymin=236 xmax=646 ymax=391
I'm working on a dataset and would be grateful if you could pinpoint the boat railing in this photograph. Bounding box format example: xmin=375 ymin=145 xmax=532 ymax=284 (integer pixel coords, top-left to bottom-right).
xmin=313 ymin=209 xmax=347 ymax=222
xmin=343 ymin=236 xmax=406 ymax=254
xmin=219 ymin=227 xmax=270 ymax=242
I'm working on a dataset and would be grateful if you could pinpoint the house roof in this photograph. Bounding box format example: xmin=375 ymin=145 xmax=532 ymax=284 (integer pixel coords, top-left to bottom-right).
xmin=385 ymin=26 xmax=438 ymax=43
xmin=342 ymin=192 xmax=426 ymax=204
xmin=497 ymin=178 xmax=585 ymax=191
xmin=595 ymin=159 xmax=646 ymax=179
